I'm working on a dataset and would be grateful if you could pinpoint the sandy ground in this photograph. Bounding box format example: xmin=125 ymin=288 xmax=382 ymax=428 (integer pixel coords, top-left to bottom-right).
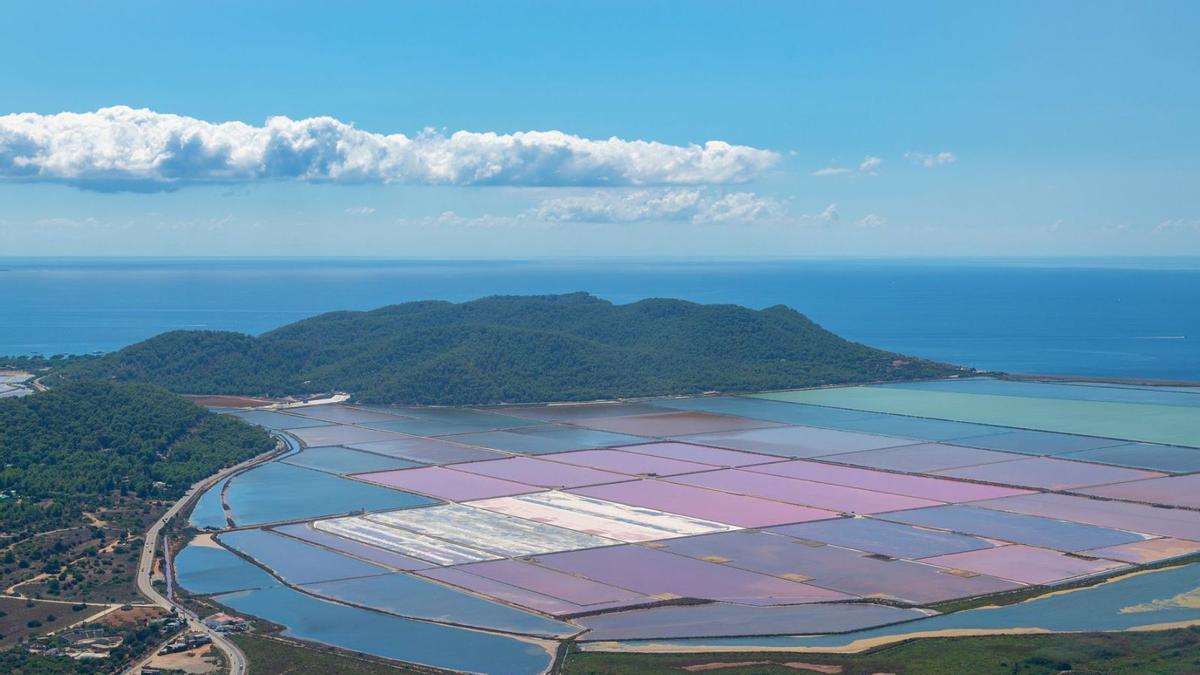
xmin=101 ymin=604 xmax=167 ymax=627
xmin=188 ymin=533 xmax=224 ymax=549
xmin=143 ymin=644 xmax=221 ymax=674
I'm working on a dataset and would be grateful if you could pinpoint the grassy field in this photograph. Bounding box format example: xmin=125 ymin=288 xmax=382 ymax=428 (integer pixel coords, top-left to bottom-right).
xmin=0 ymin=596 xmax=104 ymax=648
xmin=563 ymin=627 xmax=1200 ymax=674
xmin=232 ymin=634 xmax=436 ymax=674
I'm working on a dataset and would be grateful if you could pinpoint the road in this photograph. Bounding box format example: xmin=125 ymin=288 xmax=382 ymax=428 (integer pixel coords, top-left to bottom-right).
xmin=127 ymin=440 xmax=283 ymax=675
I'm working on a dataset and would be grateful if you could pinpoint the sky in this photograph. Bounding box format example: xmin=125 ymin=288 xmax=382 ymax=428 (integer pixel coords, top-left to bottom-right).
xmin=1 ymin=1 xmax=1198 ymax=257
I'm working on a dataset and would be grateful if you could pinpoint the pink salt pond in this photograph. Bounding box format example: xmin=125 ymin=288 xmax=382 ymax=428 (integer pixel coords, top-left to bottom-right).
xmin=922 ymin=544 xmax=1127 ymax=585
xmin=354 ymin=466 xmax=538 ymax=501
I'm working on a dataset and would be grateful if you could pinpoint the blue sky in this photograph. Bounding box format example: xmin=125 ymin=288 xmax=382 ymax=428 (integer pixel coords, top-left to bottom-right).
xmin=1 ymin=1 xmax=1197 ymax=256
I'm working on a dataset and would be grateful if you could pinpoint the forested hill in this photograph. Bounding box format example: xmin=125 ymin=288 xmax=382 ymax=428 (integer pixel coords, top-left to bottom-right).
xmin=0 ymin=381 xmax=275 ymax=536
xmin=60 ymin=293 xmax=964 ymax=404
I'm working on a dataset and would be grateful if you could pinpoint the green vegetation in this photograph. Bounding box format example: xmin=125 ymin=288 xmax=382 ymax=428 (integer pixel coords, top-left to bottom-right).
xmin=0 ymin=354 xmax=95 ymax=371
xmin=0 ymin=381 xmax=274 ymax=538
xmin=563 ymin=627 xmax=1200 ymax=674
xmin=0 ymin=620 xmax=175 ymax=674
xmin=232 ymin=634 xmax=427 ymax=674
xmin=57 ymin=294 xmax=962 ymax=404
xmin=0 ymin=381 xmax=274 ymax=604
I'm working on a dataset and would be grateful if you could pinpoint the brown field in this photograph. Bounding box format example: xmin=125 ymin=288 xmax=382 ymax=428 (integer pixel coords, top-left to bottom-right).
xmin=0 ymin=596 xmax=105 ymax=647
xmin=184 ymin=395 xmax=280 ymax=408
xmin=100 ymin=604 xmax=167 ymax=627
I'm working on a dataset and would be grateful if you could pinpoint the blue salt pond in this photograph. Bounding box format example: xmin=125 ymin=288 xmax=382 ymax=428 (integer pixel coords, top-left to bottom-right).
xmin=606 ymin=562 xmax=1200 ymax=651
xmin=188 ymin=480 xmax=229 ymax=530
xmin=302 ymin=572 xmax=579 ymax=638
xmin=223 ymin=462 xmax=436 ymax=526
xmin=880 ymin=504 xmax=1145 ymax=551
xmin=1062 ymin=443 xmax=1200 ymax=474
xmin=281 ymin=445 xmax=422 ymax=475
xmin=230 ymin=409 xmax=331 ymax=430
xmin=217 ymin=529 xmax=390 ymax=585
xmin=174 ymin=544 xmax=277 ymax=595
xmin=215 ymin=584 xmax=556 ymax=674
xmin=577 ymin=602 xmax=928 ymax=641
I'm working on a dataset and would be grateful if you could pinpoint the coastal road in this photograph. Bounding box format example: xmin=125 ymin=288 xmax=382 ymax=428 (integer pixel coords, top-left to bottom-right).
xmin=129 ymin=439 xmax=284 ymax=675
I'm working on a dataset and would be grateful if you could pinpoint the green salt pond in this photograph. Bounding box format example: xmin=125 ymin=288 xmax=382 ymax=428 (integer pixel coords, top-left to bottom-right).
xmin=753 ymin=387 xmax=1200 ymax=447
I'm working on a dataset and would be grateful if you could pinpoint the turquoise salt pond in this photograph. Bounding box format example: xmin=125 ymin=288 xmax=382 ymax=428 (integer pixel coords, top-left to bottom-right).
xmin=215 ymin=584 xmax=556 ymax=674
xmin=223 ymin=462 xmax=437 ymax=525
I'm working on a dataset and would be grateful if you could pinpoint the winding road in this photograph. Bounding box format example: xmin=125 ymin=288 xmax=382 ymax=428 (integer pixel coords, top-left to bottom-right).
xmin=128 ymin=440 xmax=283 ymax=675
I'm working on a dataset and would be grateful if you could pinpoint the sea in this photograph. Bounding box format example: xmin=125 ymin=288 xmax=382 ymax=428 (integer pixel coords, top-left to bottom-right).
xmin=2 ymin=257 xmax=1197 ymax=381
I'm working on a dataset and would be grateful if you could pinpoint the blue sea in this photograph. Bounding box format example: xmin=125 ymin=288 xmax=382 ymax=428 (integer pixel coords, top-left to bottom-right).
xmin=2 ymin=257 xmax=1197 ymax=381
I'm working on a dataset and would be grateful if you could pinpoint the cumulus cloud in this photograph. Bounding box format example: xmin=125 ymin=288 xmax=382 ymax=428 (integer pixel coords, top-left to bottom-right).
xmin=905 ymin=150 xmax=957 ymax=168
xmin=531 ymin=188 xmax=783 ymax=224
xmin=813 ymin=156 xmax=881 ymax=177
xmin=0 ymin=106 xmax=779 ymax=192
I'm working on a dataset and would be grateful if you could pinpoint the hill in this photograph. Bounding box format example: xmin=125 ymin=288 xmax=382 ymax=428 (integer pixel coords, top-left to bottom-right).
xmin=0 ymin=381 xmax=274 ymax=538
xmin=58 ymin=293 xmax=963 ymax=404
xmin=0 ymin=381 xmax=275 ymax=606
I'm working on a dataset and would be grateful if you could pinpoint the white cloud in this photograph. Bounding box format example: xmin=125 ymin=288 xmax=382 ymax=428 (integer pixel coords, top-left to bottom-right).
xmin=817 ymin=203 xmax=839 ymax=223
xmin=0 ymin=106 xmax=779 ymax=192
xmin=856 ymin=213 xmax=885 ymax=228
xmin=1153 ymin=218 xmax=1200 ymax=234
xmin=698 ymin=191 xmax=785 ymax=223
xmin=813 ymin=156 xmax=881 ymax=177
xmin=532 ymin=188 xmax=782 ymax=224
xmin=344 ymin=206 xmax=376 ymax=215
xmin=811 ymin=167 xmax=852 ymax=177
xmin=905 ymin=150 xmax=957 ymax=168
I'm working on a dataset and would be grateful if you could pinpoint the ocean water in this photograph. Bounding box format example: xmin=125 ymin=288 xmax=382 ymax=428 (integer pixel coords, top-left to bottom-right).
xmin=2 ymin=257 xmax=1197 ymax=380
